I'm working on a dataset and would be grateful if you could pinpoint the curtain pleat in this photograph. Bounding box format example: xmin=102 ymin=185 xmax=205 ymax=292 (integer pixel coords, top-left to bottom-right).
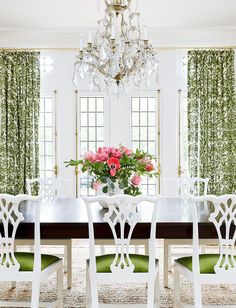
xmin=0 ymin=51 xmax=40 ymax=194
xmin=188 ymin=50 xmax=236 ymax=195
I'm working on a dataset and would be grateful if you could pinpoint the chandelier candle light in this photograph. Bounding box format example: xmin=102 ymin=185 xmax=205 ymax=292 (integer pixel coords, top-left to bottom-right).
xmin=73 ymin=0 xmax=158 ymax=95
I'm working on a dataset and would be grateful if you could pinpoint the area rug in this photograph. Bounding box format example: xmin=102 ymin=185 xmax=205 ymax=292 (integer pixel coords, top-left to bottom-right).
xmin=0 ymin=243 xmax=236 ymax=307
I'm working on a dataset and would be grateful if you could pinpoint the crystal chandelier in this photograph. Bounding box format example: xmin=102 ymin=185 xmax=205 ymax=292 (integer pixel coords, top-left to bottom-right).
xmin=73 ymin=0 xmax=158 ymax=95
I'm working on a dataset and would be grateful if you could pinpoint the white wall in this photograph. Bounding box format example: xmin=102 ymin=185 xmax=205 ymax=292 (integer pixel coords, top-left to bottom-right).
xmin=41 ymin=49 xmax=188 ymax=197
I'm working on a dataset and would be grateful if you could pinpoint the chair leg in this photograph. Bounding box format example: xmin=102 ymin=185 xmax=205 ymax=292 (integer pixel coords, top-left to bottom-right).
xmin=154 ymin=268 xmax=160 ymax=308
xmin=11 ymin=243 xmax=17 ymax=289
xmin=57 ymin=265 xmax=63 ymax=308
xmin=87 ymin=267 xmax=99 ymax=308
xmin=67 ymin=241 xmax=72 ymax=289
xmin=193 ymin=281 xmax=202 ymax=308
xmin=31 ymin=280 xmax=40 ymax=308
xmin=64 ymin=245 xmax=68 ymax=273
xmin=144 ymin=239 xmax=149 ymax=255
xmin=147 ymin=277 xmax=155 ymax=308
xmin=168 ymin=245 xmax=172 ymax=271
xmin=86 ymin=266 xmax=91 ymax=308
xmin=174 ymin=266 xmax=180 ymax=308
xmin=163 ymin=240 xmax=169 ymax=288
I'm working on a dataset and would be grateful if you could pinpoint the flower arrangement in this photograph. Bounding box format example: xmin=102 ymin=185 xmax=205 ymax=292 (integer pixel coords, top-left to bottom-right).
xmin=66 ymin=145 xmax=157 ymax=196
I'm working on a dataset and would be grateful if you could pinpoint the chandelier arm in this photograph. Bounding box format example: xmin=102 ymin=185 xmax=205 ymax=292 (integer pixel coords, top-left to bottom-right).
xmin=74 ymin=0 xmax=158 ymax=94
xmin=85 ymin=53 xmax=112 ymax=71
xmin=83 ymin=61 xmax=114 ymax=80
xmin=121 ymin=12 xmax=127 ymax=38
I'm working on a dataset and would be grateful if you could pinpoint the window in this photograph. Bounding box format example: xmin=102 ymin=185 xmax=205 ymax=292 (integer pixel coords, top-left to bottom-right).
xmin=131 ymin=97 xmax=158 ymax=195
xmin=79 ymin=97 xmax=105 ymax=196
xmin=179 ymin=91 xmax=189 ymax=176
xmin=39 ymin=96 xmax=54 ymax=178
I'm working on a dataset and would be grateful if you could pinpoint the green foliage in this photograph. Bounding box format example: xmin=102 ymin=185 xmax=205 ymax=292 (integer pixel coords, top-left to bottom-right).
xmin=65 ymin=146 xmax=157 ymax=196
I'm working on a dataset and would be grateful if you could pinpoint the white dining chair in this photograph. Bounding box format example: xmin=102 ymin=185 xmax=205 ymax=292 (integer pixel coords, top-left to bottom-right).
xmin=83 ymin=194 xmax=160 ymax=308
xmin=161 ymin=176 xmax=210 ymax=287
xmin=14 ymin=177 xmax=72 ymax=289
xmin=0 ymin=194 xmax=63 ymax=307
xmin=174 ymin=194 xmax=236 ymax=307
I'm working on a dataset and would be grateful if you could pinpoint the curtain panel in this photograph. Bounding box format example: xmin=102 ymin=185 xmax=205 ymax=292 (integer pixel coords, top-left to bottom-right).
xmin=188 ymin=49 xmax=236 ymax=195
xmin=0 ymin=51 xmax=40 ymax=194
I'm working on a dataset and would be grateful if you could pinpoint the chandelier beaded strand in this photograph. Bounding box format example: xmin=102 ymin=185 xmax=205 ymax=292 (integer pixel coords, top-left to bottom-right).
xmin=73 ymin=0 xmax=158 ymax=95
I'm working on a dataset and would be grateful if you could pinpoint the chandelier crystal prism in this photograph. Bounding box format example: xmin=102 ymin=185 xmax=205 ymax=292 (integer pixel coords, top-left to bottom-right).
xmin=73 ymin=0 xmax=158 ymax=95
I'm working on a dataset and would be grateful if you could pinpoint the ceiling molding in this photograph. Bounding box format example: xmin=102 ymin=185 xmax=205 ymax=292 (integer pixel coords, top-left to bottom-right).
xmin=0 ymin=28 xmax=236 ymax=49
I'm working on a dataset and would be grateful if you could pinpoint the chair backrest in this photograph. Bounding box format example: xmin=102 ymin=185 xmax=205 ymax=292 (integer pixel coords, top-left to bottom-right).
xmin=83 ymin=194 xmax=159 ymax=276
xmin=0 ymin=194 xmax=40 ymax=274
xmin=191 ymin=195 xmax=236 ymax=276
xmin=26 ymin=177 xmax=59 ymax=201
xmin=27 ymin=177 xmax=73 ymax=200
xmin=161 ymin=177 xmax=209 ymax=197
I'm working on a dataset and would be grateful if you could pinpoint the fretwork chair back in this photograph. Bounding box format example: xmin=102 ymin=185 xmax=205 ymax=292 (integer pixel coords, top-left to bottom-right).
xmin=83 ymin=194 xmax=160 ymax=308
xmin=0 ymin=194 xmax=63 ymax=308
xmin=26 ymin=177 xmax=60 ymax=201
xmin=161 ymin=176 xmax=209 ymax=287
xmin=161 ymin=177 xmax=209 ymax=197
xmin=16 ymin=177 xmax=73 ymax=289
xmin=174 ymin=195 xmax=236 ymax=308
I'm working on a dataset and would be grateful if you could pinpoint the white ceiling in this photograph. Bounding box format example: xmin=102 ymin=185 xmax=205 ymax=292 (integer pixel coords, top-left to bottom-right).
xmin=0 ymin=0 xmax=236 ymax=31
xmin=0 ymin=0 xmax=235 ymax=47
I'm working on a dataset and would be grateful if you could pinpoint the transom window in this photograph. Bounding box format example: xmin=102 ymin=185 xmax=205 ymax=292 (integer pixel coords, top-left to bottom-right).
xmin=80 ymin=97 xmax=105 ymax=196
xmin=39 ymin=97 xmax=54 ymax=178
xmin=131 ymin=97 xmax=157 ymax=195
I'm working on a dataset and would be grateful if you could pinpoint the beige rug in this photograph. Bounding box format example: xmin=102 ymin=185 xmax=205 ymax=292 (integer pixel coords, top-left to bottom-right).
xmin=1 ymin=242 xmax=236 ymax=307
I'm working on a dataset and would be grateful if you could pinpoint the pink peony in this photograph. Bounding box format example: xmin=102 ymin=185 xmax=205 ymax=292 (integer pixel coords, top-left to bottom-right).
xmin=84 ymin=151 xmax=95 ymax=162
xmin=95 ymin=147 xmax=109 ymax=162
xmin=120 ymin=146 xmax=133 ymax=156
xmin=131 ymin=175 xmax=141 ymax=186
xmin=92 ymin=181 xmax=100 ymax=191
xmin=111 ymin=147 xmax=122 ymax=158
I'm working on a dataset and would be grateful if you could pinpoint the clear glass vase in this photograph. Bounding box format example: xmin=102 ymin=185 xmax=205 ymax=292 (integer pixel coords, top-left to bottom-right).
xmin=97 ymin=182 xmax=124 ymax=208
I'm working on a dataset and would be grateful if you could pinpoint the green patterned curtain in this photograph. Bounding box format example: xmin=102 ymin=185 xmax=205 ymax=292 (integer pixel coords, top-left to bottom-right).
xmin=0 ymin=51 xmax=40 ymax=194
xmin=188 ymin=49 xmax=236 ymax=195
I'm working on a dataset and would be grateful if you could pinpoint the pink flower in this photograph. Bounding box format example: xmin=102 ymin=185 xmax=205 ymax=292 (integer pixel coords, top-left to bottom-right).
xmin=107 ymin=157 xmax=121 ymax=177
xmin=111 ymin=147 xmax=122 ymax=158
xmin=145 ymin=163 xmax=154 ymax=172
xmin=95 ymin=147 xmax=109 ymax=162
xmin=84 ymin=151 xmax=95 ymax=162
xmin=92 ymin=181 xmax=100 ymax=191
xmin=120 ymin=146 xmax=133 ymax=156
xmin=131 ymin=175 xmax=141 ymax=186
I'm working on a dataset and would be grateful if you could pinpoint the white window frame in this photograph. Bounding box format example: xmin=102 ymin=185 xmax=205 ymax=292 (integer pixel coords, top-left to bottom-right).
xmin=128 ymin=90 xmax=160 ymax=195
xmin=39 ymin=91 xmax=56 ymax=178
xmin=77 ymin=92 xmax=109 ymax=196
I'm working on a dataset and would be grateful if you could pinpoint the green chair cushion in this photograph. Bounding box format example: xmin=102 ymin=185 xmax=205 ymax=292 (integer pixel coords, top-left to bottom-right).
xmin=1 ymin=252 xmax=60 ymax=271
xmin=176 ymin=254 xmax=236 ymax=274
xmin=93 ymin=254 xmax=158 ymax=273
